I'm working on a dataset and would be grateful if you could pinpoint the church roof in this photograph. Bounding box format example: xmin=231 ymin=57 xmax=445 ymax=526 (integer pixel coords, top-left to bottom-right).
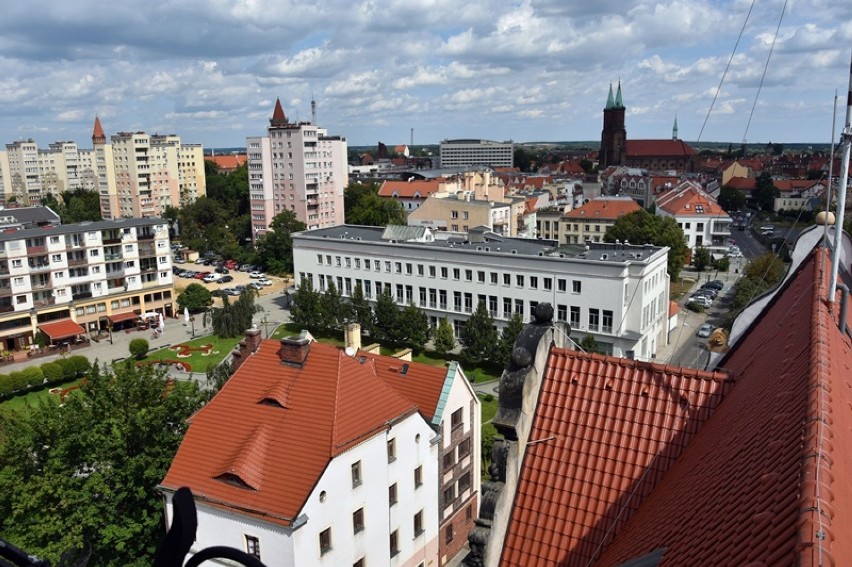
xmin=92 ymin=116 xmax=106 ymax=143
xmin=270 ymin=98 xmax=288 ymax=127
xmin=625 ymin=139 xmax=695 ymax=158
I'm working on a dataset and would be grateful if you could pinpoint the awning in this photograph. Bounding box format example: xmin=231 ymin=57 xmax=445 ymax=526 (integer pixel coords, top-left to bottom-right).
xmin=108 ymin=311 xmax=139 ymax=324
xmin=39 ymin=320 xmax=86 ymax=342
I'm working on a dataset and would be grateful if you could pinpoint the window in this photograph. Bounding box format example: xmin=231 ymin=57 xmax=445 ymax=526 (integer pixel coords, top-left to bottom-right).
xmin=385 ymin=261 xmax=391 ymax=272
xmin=572 ymin=280 xmax=582 ymax=294
xmin=451 ymin=210 xmax=459 ymax=219
xmin=390 ymin=530 xmax=399 ymax=557
xmin=477 ymin=271 xmax=485 ymax=283
xmin=387 ymin=438 xmax=396 ymax=462
xmin=445 ymin=524 xmax=454 ymax=544
xmin=451 ymin=407 xmax=463 ymax=430
xmin=453 ymin=268 xmax=460 ymax=280
xmin=429 ymin=265 xmax=436 ymax=277
xmin=516 ymin=274 xmax=524 ymax=287
xmin=319 ymin=528 xmax=332 ymax=555
xmin=465 ymin=269 xmax=472 ymax=281
xmin=389 ymin=483 xmax=398 ymax=506
xmin=544 ymin=277 xmax=552 ymax=291
xmin=414 ymin=465 xmax=423 ymax=488
xmin=353 ymin=508 xmax=364 ymax=534
xmin=417 ymin=264 xmax=424 ymax=276
xmin=570 ymin=306 xmax=581 ymax=327
xmin=11 ymin=259 xmax=21 ymax=268
xmin=459 ymin=471 xmax=472 ymax=494
xmin=557 ymin=304 xmax=567 ymax=322
xmin=414 ymin=510 xmax=424 ymax=537
xmin=245 ymin=535 xmax=260 ymax=559
xmin=443 ymin=451 xmax=455 ymax=469
xmin=503 ymin=273 xmax=510 ymax=286
xmin=529 ymin=276 xmax=538 ymax=289
xmin=466 ymin=505 xmax=474 ymax=521
xmin=441 ymin=267 xmax=448 ymax=278
xmin=351 ymin=461 xmax=362 ymax=487
xmin=463 ymin=211 xmax=469 ymax=220
xmin=589 ymin=308 xmax=600 ymax=332
xmin=458 ymin=437 xmax=471 ymax=459
xmin=490 ymin=272 xmax=498 ymax=284
xmin=558 ymin=278 xmax=567 ymax=292
xmin=443 ymin=485 xmax=456 ymax=507
xmin=602 ymin=310 xmax=614 ymax=333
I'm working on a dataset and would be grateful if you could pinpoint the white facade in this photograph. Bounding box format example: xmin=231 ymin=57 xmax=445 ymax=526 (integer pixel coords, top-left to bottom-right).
xmin=293 ymin=226 xmax=671 ymax=360
xmin=439 ymin=139 xmax=514 ymax=168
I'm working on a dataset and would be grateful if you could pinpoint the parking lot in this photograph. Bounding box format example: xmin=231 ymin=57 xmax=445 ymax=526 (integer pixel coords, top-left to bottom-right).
xmin=172 ymin=261 xmax=291 ymax=301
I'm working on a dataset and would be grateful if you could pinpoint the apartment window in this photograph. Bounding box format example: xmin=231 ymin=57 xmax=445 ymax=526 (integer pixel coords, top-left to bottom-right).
xmin=544 ymin=277 xmax=552 ymax=291
xmin=490 ymin=272 xmax=498 ymax=284
xmin=441 ymin=267 xmax=448 ymax=278
xmin=453 ymin=268 xmax=460 ymax=280
xmin=557 ymin=304 xmax=567 ymax=322
xmin=390 ymin=530 xmax=399 ymax=557
xmin=589 ymin=308 xmax=600 ymax=332
xmin=355 ymin=258 xmax=361 ymax=269
xmin=414 ymin=465 xmax=423 ymax=488
xmin=443 ymin=450 xmax=455 ymax=469
xmin=458 ymin=437 xmax=471 ymax=459
xmin=451 ymin=407 xmax=463 ymax=430
xmin=465 ymin=269 xmax=472 ymax=281
xmin=570 ymin=306 xmax=581 ymax=327
xmin=11 ymin=259 xmax=21 ymax=268
xmin=335 ymin=256 xmax=341 ymax=267
xmin=459 ymin=471 xmax=472 ymax=494
xmin=443 ymin=485 xmax=456 ymax=507
xmin=429 ymin=265 xmax=436 ymax=277
xmin=558 ymin=278 xmax=567 ymax=292
xmin=319 ymin=528 xmax=332 ymax=555
xmin=417 ymin=264 xmax=424 ymax=276
xmin=245 ymin=535 xmax=260 ymax=559
xmin=529 ymin=276 xmax=538 ymax=289
xmin=463 ymin=211 xmax=469 ymax=220
xmin=463 ymin=292 xmax=472 ymax=312
xmin=451 ymin=210 xmax=459 ymax=219
xmin=395 ymin=262 xmax=402 ymax=273
xmin=516 ymin=274 xmax=524 ymax=287
xmin=389 ymin=483 xmax=398 ymax=506
xmin=503 ymin=298 xmax=512 ymax=318
xmin=515 ymin=299 xmax=524 ymax=317
xmin=572 ymin=280 xmax=582 ymax=294
xmin=452 ymin=224 xmax=459 ymax=232
xmin=353 ymin=508 xmax=365 ymax=534
xmin=602 ymin=310 xmax=614 ymax=333
xmin=477 ymin=271 xmax=485 ymax=283
xmin=351 ymin=461 xmax=362 ymax=487
xmin=384 ymin=261 xmax=391 ymax=272
xmin=387 ymin=438 xmax=396 ymax=462
xmin=503 ymin=273 xmax=510 ymax=286
xmin=445 ymin=525 xmax=454 ymax=544
xmin=414 ymin=510 xmax=424 ymax=537
xmin=365 ymin=259 xmax=371 ymax=270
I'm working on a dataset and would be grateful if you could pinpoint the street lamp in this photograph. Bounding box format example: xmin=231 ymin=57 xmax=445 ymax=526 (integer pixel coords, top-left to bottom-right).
xmin=190 ymin=316 xmax=196 ymax=338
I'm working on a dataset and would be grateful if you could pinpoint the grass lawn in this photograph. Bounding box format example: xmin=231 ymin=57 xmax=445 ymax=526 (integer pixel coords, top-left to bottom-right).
xmin=478 ymin=392 xmax=498 ymax=424
xmin=143 ymin=335 xmax=243 ymax=374
xmin=670 ymin=278 xmax=695 ymax=301
xmin=0 ymin=378 xmax=82 ymax=412
xmin=272 ymin=323 xmax=345 ymax=348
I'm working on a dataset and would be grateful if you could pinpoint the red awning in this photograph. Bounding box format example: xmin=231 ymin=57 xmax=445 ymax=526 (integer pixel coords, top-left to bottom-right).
xmin=108 ymin=311 xmax=139 ymax=324
xmin=39 ymin=320 xmax=86 ymax=341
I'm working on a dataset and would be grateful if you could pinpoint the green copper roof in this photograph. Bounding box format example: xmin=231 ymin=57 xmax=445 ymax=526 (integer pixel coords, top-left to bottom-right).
xmin=606 ymin=84 xmax=615 ymax=110
xmin=615 ymin=81 xmax=624 ymax=108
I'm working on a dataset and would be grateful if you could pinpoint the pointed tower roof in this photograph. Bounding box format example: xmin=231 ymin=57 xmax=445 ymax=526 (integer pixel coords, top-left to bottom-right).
xmin=92 ymin=116 xmax=106 ymax=144
xmin=605 ymin=84 xmax=615 ymax=110
xmin=673 ymin=115 xmax=679 ymax=140
xmin=615 ymin=81 xmax=624 ymax=108
xmin=270 ymin=98 xmax=288 ymax=127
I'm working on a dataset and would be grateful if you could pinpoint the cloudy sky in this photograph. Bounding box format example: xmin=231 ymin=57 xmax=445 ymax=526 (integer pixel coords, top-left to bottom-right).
xmin=1 ymin=0 xmax=850 ymax=150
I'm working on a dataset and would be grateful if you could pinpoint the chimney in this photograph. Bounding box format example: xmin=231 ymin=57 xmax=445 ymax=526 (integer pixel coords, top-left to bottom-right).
xmin=344 ymin=322 xmax=362 ymax=352
xmin=232 ymin=328 xmax=263 ymax=371
xmin=244 ymin=328 xmax=262 ymax=353
xmin=279 ymin=337 xmax=311 ymax=367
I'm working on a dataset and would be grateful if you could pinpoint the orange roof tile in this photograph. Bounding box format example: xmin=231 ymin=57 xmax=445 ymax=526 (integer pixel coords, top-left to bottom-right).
xmin=378 ymin=179 xmax=444 ymax=199
xmin=206 ymin=155 xmax=246 ymax=171
xmin=500 ymin=351 xmax=734 ymax=566
xmin=359 ymin=352 xmax=449 ymax=421
xmin=161 ymin=340 xmax=420 ymax=526
xmin=594 ymin=246 xmax=852 ymax=566
xmin=562 ymin=197 xmax=640 ymax=220
xmin=725 ymin=176 xmax=756 ymax=190
xmin=39 ymin=319 xmax=85 ymax=341
xmin=656 ymin=183 xmax=728 ymax=217
xmin=625 ymin=139 xmax=695 ymax=158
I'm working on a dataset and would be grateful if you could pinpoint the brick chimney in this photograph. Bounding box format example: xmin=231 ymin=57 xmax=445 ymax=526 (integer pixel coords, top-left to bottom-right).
xmin=279 ymin=337 xmax=310 ymax=367
xmin=344 ymin=322 xmax=361 ymax=352
xmin=232 ymin=328 xmax=263 ymax=371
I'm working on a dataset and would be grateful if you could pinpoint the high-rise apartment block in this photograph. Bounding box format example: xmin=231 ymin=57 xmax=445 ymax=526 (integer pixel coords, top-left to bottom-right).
xmin=246 ymin=99 xmax=347 ymax=237
xmin=439 ymin=139 xmax=514 ymax=168
xmin=0 ymin=118 xmax=206 ymax=219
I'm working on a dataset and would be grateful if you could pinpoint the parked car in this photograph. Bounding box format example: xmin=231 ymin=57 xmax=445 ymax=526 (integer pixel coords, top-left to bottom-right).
xmin=215 ymin=267 xmax=230 ymax=274
xmin=211 ymin=289 xmax=229 ymax=298
xmin=224 ymin=260 xmax=238 ymax=270
xmin=695 ymin=288 xmax=718 ymax=299
xmin=224 ymin=287 xmax=241 ymax=296
xmin=697 ymin=323 xmax=713 ymax=338
xmin=256 ymin=278 xmax=273 ymax=287
xmin=195 ymin=271 xmax=211 ymax=280
xmin=181 ymin=270 xmax=197 ymax=278
xmin=248 ymin=282 xmax=263 ymax=291
xmin=703 ymin=280 xmax=724 ymax=290
xmin=249 ymin=271 xmax=265 ymax=279
xmin=219 ymin=275 xmax=234 ymax=283
xmin=203 ymin=273 xmax=221 ymax=283
xmin=689 ymin=295 xmax=712 ymax=308
xmin=194 ymin=258 xmax=206 ymax=265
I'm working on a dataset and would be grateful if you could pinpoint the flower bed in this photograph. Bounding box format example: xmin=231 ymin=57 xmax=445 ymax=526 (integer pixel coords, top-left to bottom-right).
xmin=171 ymin=343 xmax=219 ymax=358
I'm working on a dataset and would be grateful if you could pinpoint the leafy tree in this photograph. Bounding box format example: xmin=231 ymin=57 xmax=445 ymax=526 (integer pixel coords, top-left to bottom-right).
xmin=319 ymin=281 xmax=345 ymax=332
xmin=744 ymin=252 xmax=785 ymax=285
xmin=349 ymin=283 xmax=374 ymax=336
xmin=754 ymin=171 xmax=779 ymax=211
xmin=0 ymin=361 xmax=205 ymax=566
xmin=433 ymin=317 xmax=456 ymax=357
xmin=692 ymin=246 xmax=711 ymax=272
xmin=396 ymin=303 xmax=431 ymax=353
xmin=605 ymin=209 xmax=689 ymax=280
xmin=345 ymin=181 xmax=406 ymax=226
xmin=459 ymin=302 xmax=498 ymax=366
xmin=495 ymin=312 xmax=525 ymax=367
xmin=205 ymin=359 xmax=234 ymax=398
xmin=373 ymin=287 xmax=399 ymax=344
xmin=717 ymin=186 xmax=746 ymax=212
xmin=712 ymin=256 xmax=731 ymax=272
xmin=290 ymin=279 xmax=321 ymax=331
xmin=129 ymin=338 xmax=149 ymax=359
xmin=206 ymin=289 xmax=259 ymax=338
xmin=256 ymin=210 xmax=306 ymax=275
xmin=579 ymin=334 xmax=603 ymax=354
xmin=177 ymin=283 xmax=212 ymax=313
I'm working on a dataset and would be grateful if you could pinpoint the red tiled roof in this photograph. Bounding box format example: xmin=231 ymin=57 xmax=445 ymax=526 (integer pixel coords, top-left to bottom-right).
xmin=271 ymin=98 xmax=287 ymax=125
xmin=161 ymin=340 xmax=420 ymax=526
xmin=206 ymin=155 xmax=246 ymax=171
xmin=500 ymin=351 xmax=734 ymax=566
xmin=668 ymin=300 xmax=679 ymax=318
xmin=656 ymin=183 xmax=728 ymax=217
xmin=562 ymin=197 xmax=640 ymax=220
xmin=92 ymin=116 xmax=105 ymax=141
xmin=378 ymin=179 xmax=444 ymax=199
xmin=595 ymin=246 xmax=852 ymax=566
xmin=39 ymin=319 xmax=85 ymax=341
xmin=774 ymin=178 xmax=822 ymax=193
xmin=360 ymin=352 xmax=449 ymax=421
xmin=725 ymin=176 xmax=756 ymax=190
xmin=625 ymin=139 xmax=696 ymax=158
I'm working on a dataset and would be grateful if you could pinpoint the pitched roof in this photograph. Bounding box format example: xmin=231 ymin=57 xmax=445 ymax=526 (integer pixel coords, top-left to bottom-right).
xmin=655 ymin=182 xmax=728 ymax=217
xmin=625 ymin=139 xmax=696 ymax=158
xmin=594 ymin=245 xmax=852 ymax=566
xmin=161 ymin=340 xmax=420 ymax=526
xmin=562 ymin=197 xmax=640 ymax=221
xmin=500 ymin=351 xmax=734 ymax=566
xmin=359 ymin=352 xmax=450 ymax=422
xmin=205 ymin=155 xmax=246 ymax=171
xmin=725 ymin=176 xmax=756 ymax=190
xmin=92 ymin=116 xmax=106 ymax=143
xmin=270 ymin=98 xmax=288 ymax=126
xmin=378 ymin=179 xmax=444 ymax=199
xmin=774 ymin=178 xmax=824 ymax=193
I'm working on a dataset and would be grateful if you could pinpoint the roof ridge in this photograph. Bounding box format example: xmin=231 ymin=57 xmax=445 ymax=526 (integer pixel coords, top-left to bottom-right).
xmin=329 ymin=350 xmax=344 ymax=455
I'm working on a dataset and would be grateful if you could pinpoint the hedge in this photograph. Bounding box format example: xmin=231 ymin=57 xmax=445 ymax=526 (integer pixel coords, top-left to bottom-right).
xmin=41 ymin=362 xmax=64 ymax=385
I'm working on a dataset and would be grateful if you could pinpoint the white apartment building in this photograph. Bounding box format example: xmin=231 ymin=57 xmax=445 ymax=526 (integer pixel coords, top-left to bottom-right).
xmin=0 ymin=120 xmax=205 ymax=218
xmin=439 ymin=139 xmax=514 ymax=168
xmin=246 ymin=98 xmax=348 ymax=237
xmin=655 ymin=181 xmax=732 ymax=254
xmin=293 ymin=225 xmax=671 ymax=360
xmin=161 ymin=335 xmax=480 ymax=566
xmin=0 ymin=217 xmax=175 ymax=352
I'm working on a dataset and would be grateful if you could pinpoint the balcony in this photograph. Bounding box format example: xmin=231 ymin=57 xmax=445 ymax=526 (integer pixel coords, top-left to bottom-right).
xmin=711 ymin=223 xmax=731 ymax=235
xmin=32 ymin=297 xmax=56 ymax=307
xmin=105 ymin=253 xmax=124 ymax=262
xmin=26 ymin=245 xmax=47 ymax=255
xmin=0 ymin=287 xmax=11 ymax=298
xmin=72 ymin=291 xmax=93 ymax=301
xmin=138 ymin=243 xmax=156 ymax=256
xmin=67 ymin=256 xmax=88 ymax=267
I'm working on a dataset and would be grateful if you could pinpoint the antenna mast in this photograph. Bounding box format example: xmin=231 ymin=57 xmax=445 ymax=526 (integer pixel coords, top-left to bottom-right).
xmin=829 ymin=52 xmax=852 ymax=304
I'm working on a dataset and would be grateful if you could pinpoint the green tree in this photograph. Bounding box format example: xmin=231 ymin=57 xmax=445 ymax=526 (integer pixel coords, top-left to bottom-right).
xmin=396 ymin=303 xmax=431 ymax=353
xmin=319 ymin=281 xmax=345 ymax=332
xmin=692 ymin=246 xmax=711 ymax=272
xmin=290 ymin=279 xmax=321 ymax=331
xmin=0 ymin=362 xmax=205 ymax=566
xmin=207 ymin=289 xmax=259 ymax=338
xmin=373 ymin=287 xmax=399 ymax=344
xmin=717 ymin=186 xmax=746 ymax=212
xmin=744 ymin=252 xmax=785 ymax=285
xmin=177 ymin=283 xmax=213 ymax=313
xmin=256 ymin=210 xmax=306 ymax=275
xmin=344 ymin=181 xmax=406 ymax=226
xmin=605 ymin=209 xmax=689 ymax=280
xmin=349 ymin=283 xmax=374 ymax=336
xmin=579 ymin=334 xmax=603 ymax=354
xmin=495 ymin=312 xmax=525 ymax=367
xmin=433 ymin=317 xmax=456 ymax=357
xmin=57 ymin=188 xmax=103 ymax=223
xmin=459 ymin=302 xmax=498 ymax=366
xmin=754 ymin=171 xmax=779 ymax=211
xmin=129 ymin=338 xmax=149 ymax=359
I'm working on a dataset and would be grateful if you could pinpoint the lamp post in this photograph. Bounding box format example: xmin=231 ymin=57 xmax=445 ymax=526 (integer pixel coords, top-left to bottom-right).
xmin=190 ymin=316 xmax=196 ymax=338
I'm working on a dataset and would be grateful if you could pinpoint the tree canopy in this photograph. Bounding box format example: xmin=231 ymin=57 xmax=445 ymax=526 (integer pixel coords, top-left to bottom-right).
xmin=344 ymin=181 xmax=406 ymax=227
xmin=754 ymin=171 xmax=780 ymax=212
xmin=433 ymin=317 xmax=456 ymax=358
xmin=692 ymin=246 xmax=712 ymax=272
xmin=255 ymin=210 xmax=306 ymax=275
xmin=206 ymin=289 xmax=259 ymax=338
xmin=177 ymin=283 xmax=212 ymax=313
xmin=459 ymin=302 xmax=499 ymax=366
xmin=604 ymin=209 xmax=688 ymax=280
xmin=717 ymin=186 xmax=746 ymax=212
xmin=0 ymin=361 xmax=205 ymax=566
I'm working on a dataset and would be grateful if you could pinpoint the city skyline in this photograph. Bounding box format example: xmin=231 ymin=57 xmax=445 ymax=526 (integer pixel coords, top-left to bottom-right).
xmin=1 ymin=0 xmax=850 ymax=150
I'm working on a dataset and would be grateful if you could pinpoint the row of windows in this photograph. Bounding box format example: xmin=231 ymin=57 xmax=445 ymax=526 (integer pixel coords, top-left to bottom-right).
xmin=350 ymin=460 xmax=424 ymax=493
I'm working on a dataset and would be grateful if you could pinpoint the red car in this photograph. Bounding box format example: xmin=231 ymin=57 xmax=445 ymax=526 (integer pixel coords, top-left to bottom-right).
xmin=224 ymin=260 xmax=238 ymax=270
xmin=194 ymin=271 xmax=211 ymax=280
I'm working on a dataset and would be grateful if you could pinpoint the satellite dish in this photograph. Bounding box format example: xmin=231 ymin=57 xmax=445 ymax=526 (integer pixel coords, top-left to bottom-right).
xmin=345 ymin=346 xmax=356 ymax=357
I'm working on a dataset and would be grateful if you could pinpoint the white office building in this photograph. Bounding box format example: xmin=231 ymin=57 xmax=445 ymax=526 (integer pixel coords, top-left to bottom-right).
xmin=439 ymin=139 xmax=514 ymax=168
xmin=293 ymin=225 xmax=671 ymax=360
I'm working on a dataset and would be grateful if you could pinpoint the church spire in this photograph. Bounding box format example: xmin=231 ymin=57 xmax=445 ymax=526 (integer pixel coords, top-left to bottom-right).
xmin=92 ymin=115 xmax=106 ymax=144
xmin=270 ymin=98 xmax=288 ymax=127
xmin=672 ymin=115 xmax=679 ymax=140
xmin=614 ymin=80 xmax=624 ymax=108
xmin=605 ymin=83 xmax=615 ymax=110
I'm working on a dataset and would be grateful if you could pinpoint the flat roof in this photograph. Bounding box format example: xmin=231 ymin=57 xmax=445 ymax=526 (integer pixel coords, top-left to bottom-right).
xmin=0 ymin=217 xmax=165 ymax=244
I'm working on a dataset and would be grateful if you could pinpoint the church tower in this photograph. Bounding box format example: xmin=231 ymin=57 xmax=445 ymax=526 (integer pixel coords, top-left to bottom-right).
xmin=672 ymin=115 xmax=679 ymax=140
xmin=600 ymin=82 xmax=626 ymax=169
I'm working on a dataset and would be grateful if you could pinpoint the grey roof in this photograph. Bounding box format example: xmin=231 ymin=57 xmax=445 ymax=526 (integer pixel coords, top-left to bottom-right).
xmin=380 ymin=225 xmax=429 ymax=242
xmin=0 ymin=217 xmax=166 ymax=243
xmin=0 ymin=206 xmax=61 ymax=225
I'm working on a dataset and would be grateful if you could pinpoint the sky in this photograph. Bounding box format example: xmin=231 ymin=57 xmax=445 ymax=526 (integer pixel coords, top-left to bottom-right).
xmin=1 ymin=0 xmax=851 ymax=150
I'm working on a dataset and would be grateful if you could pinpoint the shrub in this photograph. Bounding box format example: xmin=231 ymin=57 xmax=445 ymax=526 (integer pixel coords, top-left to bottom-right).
xmin=41 ymin=362 xmax=64 ymax=384
xmin=9 ymin=371 xmax=28 ymax=392
xmin=0 ymin=374 xmax=11 ymax=397
xmin=686 ymin=301 xmax=706 ymax=313
xmin=67 ymin=355 xmax=91 ymax=376
xmin=56 ymin=357 xmax=75 ymax=379
xmin=129 ymin=339 xmax=149 ymax=360
xmin=22 ymin=366 xmax=44 ymax=387
xmin=483 ymin=393 xmax=495 ymax=403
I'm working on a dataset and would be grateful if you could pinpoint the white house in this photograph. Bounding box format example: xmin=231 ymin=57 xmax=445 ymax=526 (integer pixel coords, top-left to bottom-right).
xmin=160 ymin=332 xmax=479 ymax=566
xmin=292 ymin=225 xmax=671 ymax=361
xmin=655 ymin=180 xmax=732 ymax=255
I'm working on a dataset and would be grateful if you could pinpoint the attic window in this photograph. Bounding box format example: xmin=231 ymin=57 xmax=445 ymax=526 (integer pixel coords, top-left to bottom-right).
xmin=358 ymin=356 xmax=366 ymax=364
xmin=400 ymin=364 xmax=409 ymax=375
xmin=259 ymin=397 xmax=287 ymax=408
xmin=214 ymin=473 xmax=256 ymax=491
